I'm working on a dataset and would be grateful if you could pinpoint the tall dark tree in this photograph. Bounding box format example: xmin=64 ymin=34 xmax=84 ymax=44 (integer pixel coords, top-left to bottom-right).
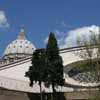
xmin=45 ymin=32 xmax=64 ymax=95
xmin=25 ymin=49 xmax=46 ymax=100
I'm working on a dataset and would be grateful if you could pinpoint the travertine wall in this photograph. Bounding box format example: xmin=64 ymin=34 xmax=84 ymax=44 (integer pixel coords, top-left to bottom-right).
xmin=64 ymin=90 xmax=98 ymax=100
xmin=0 ymin=88 xmax=29 ymax=100
xmin=0 ymin=87 xmax=98 ymax=100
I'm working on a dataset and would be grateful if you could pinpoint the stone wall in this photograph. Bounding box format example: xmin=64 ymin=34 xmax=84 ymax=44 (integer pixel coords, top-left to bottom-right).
xmin=0 ymin=88 xmax=29 ymax=100
xmin=0 ymin=87 xmax=98 ymax=100
xmin=64 ymin=90 xmax=98 ymax=100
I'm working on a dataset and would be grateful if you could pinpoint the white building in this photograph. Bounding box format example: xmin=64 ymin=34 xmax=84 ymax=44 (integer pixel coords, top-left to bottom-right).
xmin=0 ymin=28 xmax=98 ymax=100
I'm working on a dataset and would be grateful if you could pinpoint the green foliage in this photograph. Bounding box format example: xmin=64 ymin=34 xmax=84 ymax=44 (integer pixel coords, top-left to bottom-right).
xmin=25 ymin=32 xmax=64 ymax=100
xmin=25 ymin=49 xmax=46 ymax=86
xmin=75 ymin=30 xmax=100 ymax=99
xmin=76 ymin=30 xmax=100 ymax=80
xmin=68 ymin=60 xmax=95 ymax=77
xmin=25 ymin=49 xmax=46 ymax=100
xmin=45 ymin=32 xmax=64 ymax=92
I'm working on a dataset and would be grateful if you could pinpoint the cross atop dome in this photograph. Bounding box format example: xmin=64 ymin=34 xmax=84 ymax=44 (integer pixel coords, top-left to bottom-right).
xmin=18 ymin=26 xmax=26 ymax=40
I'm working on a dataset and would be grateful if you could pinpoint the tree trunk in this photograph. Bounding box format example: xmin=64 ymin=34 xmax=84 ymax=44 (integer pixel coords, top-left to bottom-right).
xmin=52 ymin=82 xmax=55 ymax=100
xmin=52 ymin=83 xmax=55 ymax=93
xmin=39 ymin=81 xmax=43 ymax=100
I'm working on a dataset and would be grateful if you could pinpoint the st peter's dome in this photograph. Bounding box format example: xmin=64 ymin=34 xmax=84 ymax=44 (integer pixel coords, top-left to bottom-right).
xmin=4 ymin=28 xmax=36 ymax=60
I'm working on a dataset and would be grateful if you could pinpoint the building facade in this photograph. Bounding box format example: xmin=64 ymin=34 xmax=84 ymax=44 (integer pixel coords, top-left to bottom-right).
xmin=0 ymin=28 xmax=98 ymax=100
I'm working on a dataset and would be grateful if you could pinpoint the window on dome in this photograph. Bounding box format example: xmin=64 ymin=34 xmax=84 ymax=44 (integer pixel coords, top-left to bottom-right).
xmin=20 ymin=41 xmax=23 ymax=43
xmin=26 ymin=46 xmax=28 ymax=48
xmin=20 ymin=45 xmax=22 ymax=48
xmin=9 ymin=58 xmax=14 ymax=62
xmin=13 ymin=46 xmax=16 ymax=48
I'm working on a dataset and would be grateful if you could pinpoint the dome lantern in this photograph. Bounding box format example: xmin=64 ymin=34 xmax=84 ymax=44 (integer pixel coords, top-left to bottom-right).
xmin=18 ymin=27 xmax=26 ymax=40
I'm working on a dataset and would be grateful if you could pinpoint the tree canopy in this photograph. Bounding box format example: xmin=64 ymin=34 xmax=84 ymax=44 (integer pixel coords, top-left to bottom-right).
xmin=25 ymin=32 xmax=64 ymax=100
xmin=25 ymin=49 xmax=46 ymax=100
xmin=45 ymin=32 xmax=64 ymax=93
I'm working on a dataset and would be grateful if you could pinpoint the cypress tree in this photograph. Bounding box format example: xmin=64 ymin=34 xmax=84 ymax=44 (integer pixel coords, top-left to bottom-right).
xmin=46 ymin=32 xmax=64 ymax=96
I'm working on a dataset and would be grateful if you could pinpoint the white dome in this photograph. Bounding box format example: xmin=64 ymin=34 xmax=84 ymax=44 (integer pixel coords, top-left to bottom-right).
xmin=4 ymin=39 xmax=36 ymax=55
xmin=4 ymin=28 xmax=36 ymax=58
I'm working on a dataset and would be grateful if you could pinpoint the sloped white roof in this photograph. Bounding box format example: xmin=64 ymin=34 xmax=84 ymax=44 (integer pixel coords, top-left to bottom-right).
xmin=0 ymin=47 xmax=99 ymax=93
xmin=0 ymin=57 xmax=73 ymax=93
